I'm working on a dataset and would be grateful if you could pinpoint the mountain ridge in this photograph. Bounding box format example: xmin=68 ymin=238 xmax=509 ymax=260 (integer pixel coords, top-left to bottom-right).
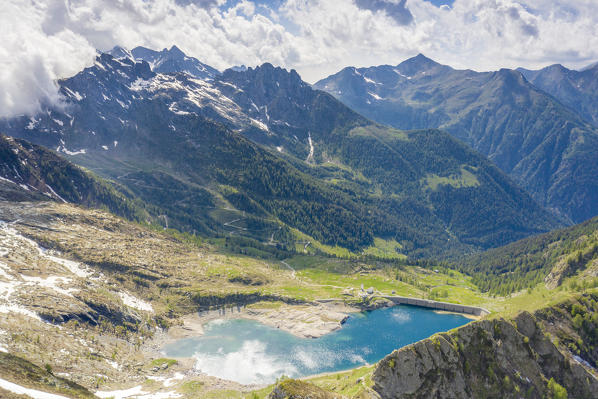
xmin=315 ymin=55 xmax=598 ymax=223
xmin=0 ymin=48 xmax=563 ymax=257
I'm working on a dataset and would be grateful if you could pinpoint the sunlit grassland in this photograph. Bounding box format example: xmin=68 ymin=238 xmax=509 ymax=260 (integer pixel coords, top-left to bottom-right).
xmin=361 ymin=237 xmax=406 ymax=259
xmin=422 ymin=165 xmax=480 ymax=191
xmin=272 ymin=255 xmax=487 ymax=305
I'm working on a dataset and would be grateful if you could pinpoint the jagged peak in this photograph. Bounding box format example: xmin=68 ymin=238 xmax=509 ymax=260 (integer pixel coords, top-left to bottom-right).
xmin=106 ymin=45 xmax=134 ymax=61
xmin=167 ymin=45 xmax=186 ymax=58
xmin=131 ymin=46 xmax=160 ymax=61
xmin=494 ymin=67 xmax=525 ymax=78
xmin=490 ymin=68 xmax=529 ymax=89
xmin=414 ymin=53 xmax=436 ymax=63
xmin=247 ymin=63 xmax=302 ymax=80
xmin=394 ymin=53 xmax=449 ymax=78
xmin=130 ymin=45 xmax=219 ymax=78
xmin=229 ymin=65 xmax=247 ymax=72
xmin=543 ymin=63 xmax=569 ymax=73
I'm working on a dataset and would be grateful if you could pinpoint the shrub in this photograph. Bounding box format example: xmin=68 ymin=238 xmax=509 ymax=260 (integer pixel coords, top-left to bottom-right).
xmin=547 ymin=378 xmax=568 ymax=399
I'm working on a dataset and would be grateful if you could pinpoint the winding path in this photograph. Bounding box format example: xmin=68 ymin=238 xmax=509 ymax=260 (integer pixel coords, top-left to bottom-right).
xmin=280 ymin=260 xmax=296 ymax=279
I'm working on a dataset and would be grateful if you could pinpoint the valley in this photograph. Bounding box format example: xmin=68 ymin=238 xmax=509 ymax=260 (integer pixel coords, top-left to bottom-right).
xmin=0 ymin=50 xmax=562 ymax=259
xmin=0 ymin=198 xmax=596 ymax=398
xmin=315 ymin=55 xmax=598 ymax=224
xmin=0 ymin=38 xmax=597 ymax=399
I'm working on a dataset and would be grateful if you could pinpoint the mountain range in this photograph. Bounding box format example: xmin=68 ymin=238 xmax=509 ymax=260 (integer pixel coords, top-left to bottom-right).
xmin=518 ymin=62 xmax=598 ymax=126
xmin=315 ymin=55 xmax=598 ymax=224
xmin=1 ymin=45 xmax=598 ymax=399
xmin=0 ymin=47 xmax=562 ymax=258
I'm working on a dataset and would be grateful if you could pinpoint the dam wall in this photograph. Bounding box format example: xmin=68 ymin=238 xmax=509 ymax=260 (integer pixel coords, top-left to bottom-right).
xmin=382 ymin=296 xmax=490 ymax=316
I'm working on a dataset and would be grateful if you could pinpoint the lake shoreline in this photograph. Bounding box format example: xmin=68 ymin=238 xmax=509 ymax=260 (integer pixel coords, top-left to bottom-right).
xmin=141 ymin=300 xmax=476 ymax=393
xmin=146 ymin=298 xmax=483 ymax=357
xmin=161 ymin=300 xmax=362 ymax=343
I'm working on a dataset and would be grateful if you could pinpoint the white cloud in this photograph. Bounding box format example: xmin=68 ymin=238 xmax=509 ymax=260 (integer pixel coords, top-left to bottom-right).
xmin=0 ymin=0 xmax=97 ymax=118
xmin=281 ymin=0 xmax=598 ymax=80
xmin=1 ymin=0 xmax=598 ymax=118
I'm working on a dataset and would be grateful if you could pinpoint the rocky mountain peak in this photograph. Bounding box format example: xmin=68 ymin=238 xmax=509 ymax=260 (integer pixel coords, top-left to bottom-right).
xmin=106 ymin=45 xmax=134 ymax=61
xmin=395 ymin=53 xmax=448 ymax=78
xmin=130 ymin=45 xmax=219 ymax=79
xmin=167 ymin=45 xmax=185 ymax=58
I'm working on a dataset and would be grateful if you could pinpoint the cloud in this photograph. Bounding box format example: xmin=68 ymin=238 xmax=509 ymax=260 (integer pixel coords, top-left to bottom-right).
xmin=2 ymin=0 xmax=598 ymax=118
xmin=0 ymin=0 xmax=97 ymax=118
xmin=390 ymin=308 xmax=412 ymax=323
xmin=173 ymin=0 xmax=222 ymax=7
xmin=354 ymin=0 xmax=414 ymax=26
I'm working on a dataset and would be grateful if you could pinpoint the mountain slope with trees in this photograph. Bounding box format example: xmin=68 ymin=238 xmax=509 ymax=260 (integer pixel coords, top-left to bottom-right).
xmin=0 ymin=134 xmax=147 ymax=221
xmin=0 ymin=50 xmax=562 ymax=257
xmin=315 ymin=55 xmax=598 ymax=223
xmin=460 ymin=214 xmax=598 ymax=296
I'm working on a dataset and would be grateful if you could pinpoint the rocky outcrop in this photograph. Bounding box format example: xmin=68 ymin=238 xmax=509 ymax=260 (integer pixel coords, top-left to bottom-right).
xmin=371 ymin=294 xmax=598 ymax=399
xmin=268 ymin=379 xmax=343 ymax=399
xmin=190 ymin=292 xmax=304 ymax=310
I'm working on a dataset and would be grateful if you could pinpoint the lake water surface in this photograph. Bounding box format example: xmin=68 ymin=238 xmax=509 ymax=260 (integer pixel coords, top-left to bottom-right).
xmin=163 ymin=305 xmax=469 ymax=384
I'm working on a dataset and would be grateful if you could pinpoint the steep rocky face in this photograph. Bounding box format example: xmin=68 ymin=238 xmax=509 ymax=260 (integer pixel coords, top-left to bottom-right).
xmin=316 ymin=56 xmax=598 ymax=223
xmin=371 ymin=295 xmax=598 ymax=399
xmin=215 ymin=62 xmax=363 ymax=158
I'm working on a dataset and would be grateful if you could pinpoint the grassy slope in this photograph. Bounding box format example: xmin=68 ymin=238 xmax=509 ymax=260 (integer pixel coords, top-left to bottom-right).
xmin=0 ymin=352 xmax=95 ymax=398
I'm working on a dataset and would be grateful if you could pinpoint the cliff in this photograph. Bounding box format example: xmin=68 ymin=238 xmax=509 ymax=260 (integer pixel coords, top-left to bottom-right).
xmin=372 ymin=294 xmax=598 ymax=398
xmin=268 ymin=294 xmax=598 ymax=398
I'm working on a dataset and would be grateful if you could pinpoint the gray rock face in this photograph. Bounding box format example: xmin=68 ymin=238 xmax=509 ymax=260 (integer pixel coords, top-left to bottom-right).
xmin=371 ymin=301 xmax=598 ymax=399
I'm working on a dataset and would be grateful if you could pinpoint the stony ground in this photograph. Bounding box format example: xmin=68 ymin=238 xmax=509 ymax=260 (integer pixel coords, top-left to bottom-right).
xmin=0 ymin=201 xmax=385 ymax=398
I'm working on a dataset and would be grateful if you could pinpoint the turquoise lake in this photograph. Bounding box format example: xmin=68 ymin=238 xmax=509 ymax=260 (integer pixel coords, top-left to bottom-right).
xmin=163 ymin=305 xmax=470 ymax=384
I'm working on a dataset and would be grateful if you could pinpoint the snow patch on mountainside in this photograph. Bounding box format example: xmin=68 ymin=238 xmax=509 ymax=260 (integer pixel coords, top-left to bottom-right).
xmin=306 ymin=132 xmax=315 ymax=163
xmin=57 ymin=146 xmax=86 ymax=156
xmin=251 ymin=118 xmax=269 ymax=132
xmin=119 ymin=292 xmax=153 ymax=312
xmin=129 ymin=74 xmax=247 ymax=125
xmin=21 ymin=275 xmax=75 ymax=297
xmin=368 ymin=92 xmax=383 ymax=100
xmin=0 ymin=378 xmax=71 ymax=399
xmin=96 ymin=385 xmax=181 ymax=399
xmin=393 ymin=69 xmax=412 ymax=79
xmin=0 ymin=221 xmax=104 ymax=320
